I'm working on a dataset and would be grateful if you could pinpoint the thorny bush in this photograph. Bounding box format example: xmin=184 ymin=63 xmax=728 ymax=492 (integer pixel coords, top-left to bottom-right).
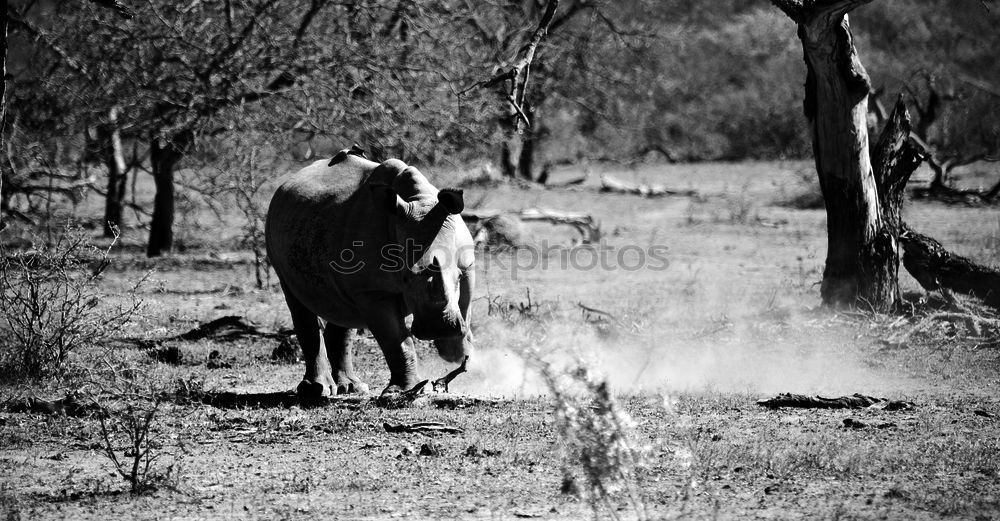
xmin=0 ymin=227 xmax=143 ymax=380
xmin=541 ymin=363 xmax=649 ymax=521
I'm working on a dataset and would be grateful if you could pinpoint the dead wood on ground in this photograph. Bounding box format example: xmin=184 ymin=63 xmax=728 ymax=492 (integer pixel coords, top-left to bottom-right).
xmin=463 ymin=208 xmax=601 ymax=244
xmin=900 ymin=225 xmax=1000 ymax=309
xmin=383 ymin=422 xmax=464 ymax=434
xmin=599 ymin=174 xmax=698 ymax=198
xmin=757 ymin=393 xmax=882 ymax=409
xmin=882 ymin=290 xmax=1000 ymax=348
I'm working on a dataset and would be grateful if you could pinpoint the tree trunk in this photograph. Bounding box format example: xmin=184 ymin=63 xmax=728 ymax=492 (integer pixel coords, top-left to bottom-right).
xmin=1 ymin=1 xmax=7 ymax=232
xmin=99 ymin=107 xmax=127 ymax=237
xmin=499 ymin=102 xmax=540 ymax=182
xmin=517 ymin=100 xmax=536 ymax=181
xmin=868 ymin=96 xmax=924 ymax=307
xmin=499 ymin=110 xmax=520 ymax=179
xmin=777 ymin=0 xmax=904 ymax=310
xmin=147 ymin=132 xmax=189 ymax=257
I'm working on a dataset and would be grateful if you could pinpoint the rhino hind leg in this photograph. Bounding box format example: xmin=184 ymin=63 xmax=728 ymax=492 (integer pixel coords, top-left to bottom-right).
xmin=323 ymin=323 xmax=369 ymax=395
xmin=281 ymin=285 xmax=336 ymax=401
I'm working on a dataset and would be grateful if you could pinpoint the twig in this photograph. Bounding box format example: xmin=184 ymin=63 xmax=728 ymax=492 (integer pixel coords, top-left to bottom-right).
xmin=432 ymin=356 xmax=469 ymax=393
xmin=383 ymin=421 xmax=464 ymax=434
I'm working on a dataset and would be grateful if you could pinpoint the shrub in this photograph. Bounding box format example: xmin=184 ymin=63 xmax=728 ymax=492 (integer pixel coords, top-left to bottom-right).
xmin=0 ymin=227 xmax=142 ymax=380
xmin=540 ymin=363 xmax=648 ymax=520
xmin=97 ymin=393 xmax=181 ymax=494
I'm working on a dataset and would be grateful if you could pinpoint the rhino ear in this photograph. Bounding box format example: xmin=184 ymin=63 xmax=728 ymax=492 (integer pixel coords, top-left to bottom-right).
xmin=369 ymin=184 xmax=407 ymax=215
xmin=437 ymin=188 xmax=464 ymax=215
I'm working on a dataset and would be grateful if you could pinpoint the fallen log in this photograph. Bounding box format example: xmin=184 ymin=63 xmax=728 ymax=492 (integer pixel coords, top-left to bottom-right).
xmin=383 ymin=421 xmax=464 ymax=434
xmin=757 ymin=393 xmax=882 ymax=409
xmin=900 ymin=224 xmax=1000 ymax=308
xmin=463 ymin=208 xmax=601 ymax=244
xmin=599 ymin=174 xmax=697 ymax=198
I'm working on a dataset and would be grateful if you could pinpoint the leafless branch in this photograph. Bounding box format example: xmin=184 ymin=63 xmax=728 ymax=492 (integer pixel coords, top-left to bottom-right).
xmin=88 ymin=0 xmax=134 ymax=19
xmin=464 ymin=0 xmax=560 ymax=130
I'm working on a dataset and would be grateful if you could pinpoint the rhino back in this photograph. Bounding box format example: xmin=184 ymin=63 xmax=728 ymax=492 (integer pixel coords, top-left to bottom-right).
xmin=265 ymin=156 xmax=381 ymax=325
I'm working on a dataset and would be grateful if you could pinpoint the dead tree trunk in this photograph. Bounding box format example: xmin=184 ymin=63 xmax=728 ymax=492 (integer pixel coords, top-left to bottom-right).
xmin=868 ymin=97 xmax=925 ymax=307
xmin=774 ymin=0 xmax=913 ymax=311
xmin=147 ymin=131 xmax=190 ymax=257
xmin=98 ymin=107 xmax=127 ymax=237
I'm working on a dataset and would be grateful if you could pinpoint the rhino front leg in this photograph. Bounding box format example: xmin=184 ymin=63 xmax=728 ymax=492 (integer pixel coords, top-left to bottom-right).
xmin=323 ymin=323 xmax=369 ymax=395
xmin=362 ymin=299 xmax=419 ymax=395
xmin=282 ymin=284 xmax=336 ymax=401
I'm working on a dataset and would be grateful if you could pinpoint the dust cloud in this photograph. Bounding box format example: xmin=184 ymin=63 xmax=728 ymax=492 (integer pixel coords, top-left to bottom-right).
xmin=455 ymin=298 xmax=917 ymax=399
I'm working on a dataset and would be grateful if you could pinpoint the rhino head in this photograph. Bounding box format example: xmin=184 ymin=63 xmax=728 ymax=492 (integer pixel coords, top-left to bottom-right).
xmin=369 ymin=160 xmax=475 ymax=363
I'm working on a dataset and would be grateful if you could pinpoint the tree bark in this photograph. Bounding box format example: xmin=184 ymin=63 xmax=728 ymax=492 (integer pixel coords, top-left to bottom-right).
xmin=775 ymin=0 xmax=910 ymax=310
xmin=900 ymin=224 xmax=1000 ymax=308
xmin=147 ymin=131 xmax=189 ymax=257
xmin=99 ymin=107 xmax=127 ymax=237
xmin=498 ymin=101 xmax=541 ymax=182
xmin=1 ymin=0 xmax=7 ymax=232
xmin=802 ymin=11 xmax=879 ymax=307
xmin=517 ymin=101 xmax=537 ymax=181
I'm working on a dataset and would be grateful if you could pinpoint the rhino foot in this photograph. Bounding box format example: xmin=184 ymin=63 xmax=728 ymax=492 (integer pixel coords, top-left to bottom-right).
xmin=297 ymin=379 xmax=334 ymax=402
xmin=334 ymin=377 xmax=369 ymax=395
xmin=380 ymin=384 xmax=408 ymax=396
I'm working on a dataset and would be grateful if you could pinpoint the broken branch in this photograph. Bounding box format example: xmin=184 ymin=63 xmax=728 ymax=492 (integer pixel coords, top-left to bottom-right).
xmin=900 ymin=224 xmax=1000 ymax=308
xmin=432 ymin=356 xmax=469 ymax=393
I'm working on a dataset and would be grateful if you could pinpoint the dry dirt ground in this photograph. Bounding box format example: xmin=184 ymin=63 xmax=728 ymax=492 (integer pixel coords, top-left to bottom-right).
xmin=3 ymin=160 xmax=1000 ymax=519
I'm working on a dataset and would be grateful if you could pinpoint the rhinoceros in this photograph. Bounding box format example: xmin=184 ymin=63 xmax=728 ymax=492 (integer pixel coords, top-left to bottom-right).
xmin=265 ymin=148 xmax=474 ymax=398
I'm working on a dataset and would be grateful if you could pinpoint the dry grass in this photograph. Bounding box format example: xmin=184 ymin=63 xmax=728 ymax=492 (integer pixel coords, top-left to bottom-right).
xmin=2 ymin=160 xmax=1000 ymax=518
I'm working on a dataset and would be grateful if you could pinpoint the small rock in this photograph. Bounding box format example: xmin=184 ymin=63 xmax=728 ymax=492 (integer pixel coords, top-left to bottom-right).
xmin=419 ymin=442 xmax=442 ymax=457
xmin=150 ymin=345 xmax=182 ymax=364
xmin=271 ymin=337 xmax=301 ymax=363
xmin=884 ymin=401 xmax=916 ymax=411
xmin=465 ymin=444 xmax=501 ymax=458
xmin=884 ymin=488 xmax=911 ymax=500
xmin=974 ymin=409 xmax=994 ymax=418
xmin=843 ymin=418 xmax=867 ymax=429
xmin=396 ymin=446 xmax=414 ymax=459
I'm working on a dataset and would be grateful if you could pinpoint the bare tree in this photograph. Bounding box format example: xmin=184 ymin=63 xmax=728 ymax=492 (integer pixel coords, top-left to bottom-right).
xmin=771 ymin=0 xmax=922 ymax=310
xmin=465 ymin=0 xmax=658 ymax=181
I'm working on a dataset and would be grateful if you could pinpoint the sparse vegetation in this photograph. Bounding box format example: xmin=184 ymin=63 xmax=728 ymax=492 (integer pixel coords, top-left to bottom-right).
xmin=0 ymin=227 xmax=142 ymax=380
xmin=541 ymin=363 xmax=648 ymax=520
xmin=96 ymin=394 xmax=175 ymax=494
